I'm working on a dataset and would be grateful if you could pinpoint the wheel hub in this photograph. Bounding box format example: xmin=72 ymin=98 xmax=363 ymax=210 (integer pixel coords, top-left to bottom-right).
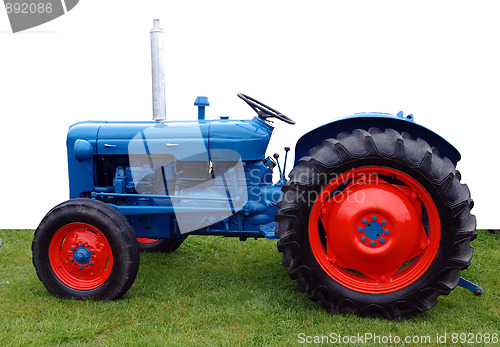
xmin=362 ymin=217 xmax=386 ymax=241
xmin=309 ymin=166 xmax=441 ymax=292
xmin=72 ymin=244 xmax=94 ymax=265
xmin=322 ymin=181 xmax=426 ymax=280
xmin=358 ymin=215 xmax=390 ymax=248
xmin=66 ymin=239 xmax=99 ymax=271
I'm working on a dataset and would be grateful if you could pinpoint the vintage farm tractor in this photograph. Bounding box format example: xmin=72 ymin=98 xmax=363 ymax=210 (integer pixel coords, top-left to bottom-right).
xmin=32 ymin=20 xmax=481 ymax=319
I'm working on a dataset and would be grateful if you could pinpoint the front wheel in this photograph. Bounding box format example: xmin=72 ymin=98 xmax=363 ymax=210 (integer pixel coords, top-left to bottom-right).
xmin=32 ymin=199 xmax=140 ymax=300
xmin=276 ymin=128 xmax=476 ymax=319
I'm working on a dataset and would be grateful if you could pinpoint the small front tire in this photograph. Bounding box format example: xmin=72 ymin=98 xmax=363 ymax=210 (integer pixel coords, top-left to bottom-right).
xmin=32 ymin=198 xmax=140 ymax=300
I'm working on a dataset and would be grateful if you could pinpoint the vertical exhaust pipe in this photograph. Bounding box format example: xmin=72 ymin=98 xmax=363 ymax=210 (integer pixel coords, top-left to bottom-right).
xmin=150 ymin=19 xmax=166 ymax=122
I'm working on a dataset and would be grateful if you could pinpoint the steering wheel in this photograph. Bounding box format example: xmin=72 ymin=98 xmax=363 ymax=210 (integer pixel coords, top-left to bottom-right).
xmin=237 ymin=93 xmax=295 ymax=125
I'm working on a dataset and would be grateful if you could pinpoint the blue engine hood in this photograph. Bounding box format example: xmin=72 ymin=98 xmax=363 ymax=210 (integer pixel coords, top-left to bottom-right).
xmin=68 ymin=116 xmax=273 ymax=162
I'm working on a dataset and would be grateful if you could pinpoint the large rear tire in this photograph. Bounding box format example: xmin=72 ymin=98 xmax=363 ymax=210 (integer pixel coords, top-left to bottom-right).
xmin=276 ymin=128 xmax=476 ymax=319
xmin=33 ymin=198 xmax=140 ymax=300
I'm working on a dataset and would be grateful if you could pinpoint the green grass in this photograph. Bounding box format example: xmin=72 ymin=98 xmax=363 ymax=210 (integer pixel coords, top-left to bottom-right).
xmin=0 ymin=230 xmax=498 ymax=346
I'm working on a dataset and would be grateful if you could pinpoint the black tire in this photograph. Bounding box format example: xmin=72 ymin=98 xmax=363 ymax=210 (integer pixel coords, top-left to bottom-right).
xmin=32 ymin=198 xmax=140 ymax=300
xmin=276 ymin=128 xmax=476 ymax=319
xmin=137 ymin=236 xmax=185 ymax=253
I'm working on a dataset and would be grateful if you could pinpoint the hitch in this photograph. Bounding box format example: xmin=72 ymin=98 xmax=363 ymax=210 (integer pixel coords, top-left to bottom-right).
xmin=457 ymin=276 xmax=483 ymax=296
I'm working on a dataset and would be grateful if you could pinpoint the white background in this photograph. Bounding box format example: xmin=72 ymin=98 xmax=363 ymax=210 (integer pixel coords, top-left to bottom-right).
xmin=0 ymin=0 xmax=498 ymax=229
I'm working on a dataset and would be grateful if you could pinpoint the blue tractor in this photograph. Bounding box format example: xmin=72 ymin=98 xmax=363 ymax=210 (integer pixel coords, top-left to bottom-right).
xmin=32 ymin=20 xmax=480 ymax=319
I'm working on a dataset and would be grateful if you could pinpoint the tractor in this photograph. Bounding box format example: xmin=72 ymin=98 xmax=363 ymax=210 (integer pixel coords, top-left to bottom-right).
xmin=32 ymin=20 xmax=481 ymax=319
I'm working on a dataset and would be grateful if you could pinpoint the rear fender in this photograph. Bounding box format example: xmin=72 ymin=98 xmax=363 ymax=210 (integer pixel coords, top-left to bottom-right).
xmin=294 ymin=113 xmax=461 ymax=166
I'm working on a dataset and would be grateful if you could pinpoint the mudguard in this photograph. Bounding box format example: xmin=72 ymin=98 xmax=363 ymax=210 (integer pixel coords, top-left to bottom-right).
xmin=294 ymin=112 xmax=461 ymax=166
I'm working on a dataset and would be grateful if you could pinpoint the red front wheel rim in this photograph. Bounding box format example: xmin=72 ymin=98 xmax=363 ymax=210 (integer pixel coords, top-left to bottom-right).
xmin=308 ymin=166 xmax=441 ymax=294
xmin=137 ymin=238 xmax=160 ymax=244
xmin=49 ymin=223 xmax=113 ymax=290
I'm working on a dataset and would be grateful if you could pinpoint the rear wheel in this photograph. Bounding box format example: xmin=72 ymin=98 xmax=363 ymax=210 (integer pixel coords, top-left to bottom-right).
xmin=136 ymin=237 xmax=184 ymax=253
xmin=276 ymin=128 xmax=476 ymax=319
xmin=33 ymin=199 xmax=140 ymax=300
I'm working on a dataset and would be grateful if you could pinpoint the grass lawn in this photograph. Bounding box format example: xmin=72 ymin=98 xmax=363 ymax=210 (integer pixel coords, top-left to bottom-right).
xmin=0 ymin=229 xmax=498 ymax=346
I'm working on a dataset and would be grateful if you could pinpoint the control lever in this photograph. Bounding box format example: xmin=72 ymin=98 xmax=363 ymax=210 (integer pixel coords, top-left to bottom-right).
xmin=273 ymin=153 xmax=283 ymax=183
xmin=282 ymin=147 xmax=290 ymax=182
xmin=274 ymin=147 xmax=290 ymax=183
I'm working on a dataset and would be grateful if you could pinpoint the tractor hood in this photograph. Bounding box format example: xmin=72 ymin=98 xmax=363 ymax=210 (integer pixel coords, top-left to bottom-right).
xmin=68 ymin=116 xmax=273 ymax=162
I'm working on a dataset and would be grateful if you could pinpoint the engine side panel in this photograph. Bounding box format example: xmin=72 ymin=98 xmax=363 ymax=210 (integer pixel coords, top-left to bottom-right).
xmin=66 ymin=117 xmax=279 ymax=239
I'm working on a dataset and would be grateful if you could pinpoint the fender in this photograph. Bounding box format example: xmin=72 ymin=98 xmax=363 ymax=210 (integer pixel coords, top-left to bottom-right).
xmin=294 ymin=112 xmax=461 ymax=166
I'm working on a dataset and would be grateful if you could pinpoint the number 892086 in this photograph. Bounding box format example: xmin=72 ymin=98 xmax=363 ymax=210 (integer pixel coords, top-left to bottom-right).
xmin=5 ymin=2 xmax=53 ymax=14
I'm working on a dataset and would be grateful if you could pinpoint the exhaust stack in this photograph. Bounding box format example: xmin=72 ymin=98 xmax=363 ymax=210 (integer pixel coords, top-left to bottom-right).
xmin=150 ymin=19 xmax=166 ymax=122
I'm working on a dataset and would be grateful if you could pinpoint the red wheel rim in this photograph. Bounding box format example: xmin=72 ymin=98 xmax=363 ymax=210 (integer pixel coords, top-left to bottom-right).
xmin=137 ymin=238 xmax=160 ymax=244
xmin=308 ymin=166 xmax=441 ymax=294
xmin=49 ymin=223 xmax=113 ymax=290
